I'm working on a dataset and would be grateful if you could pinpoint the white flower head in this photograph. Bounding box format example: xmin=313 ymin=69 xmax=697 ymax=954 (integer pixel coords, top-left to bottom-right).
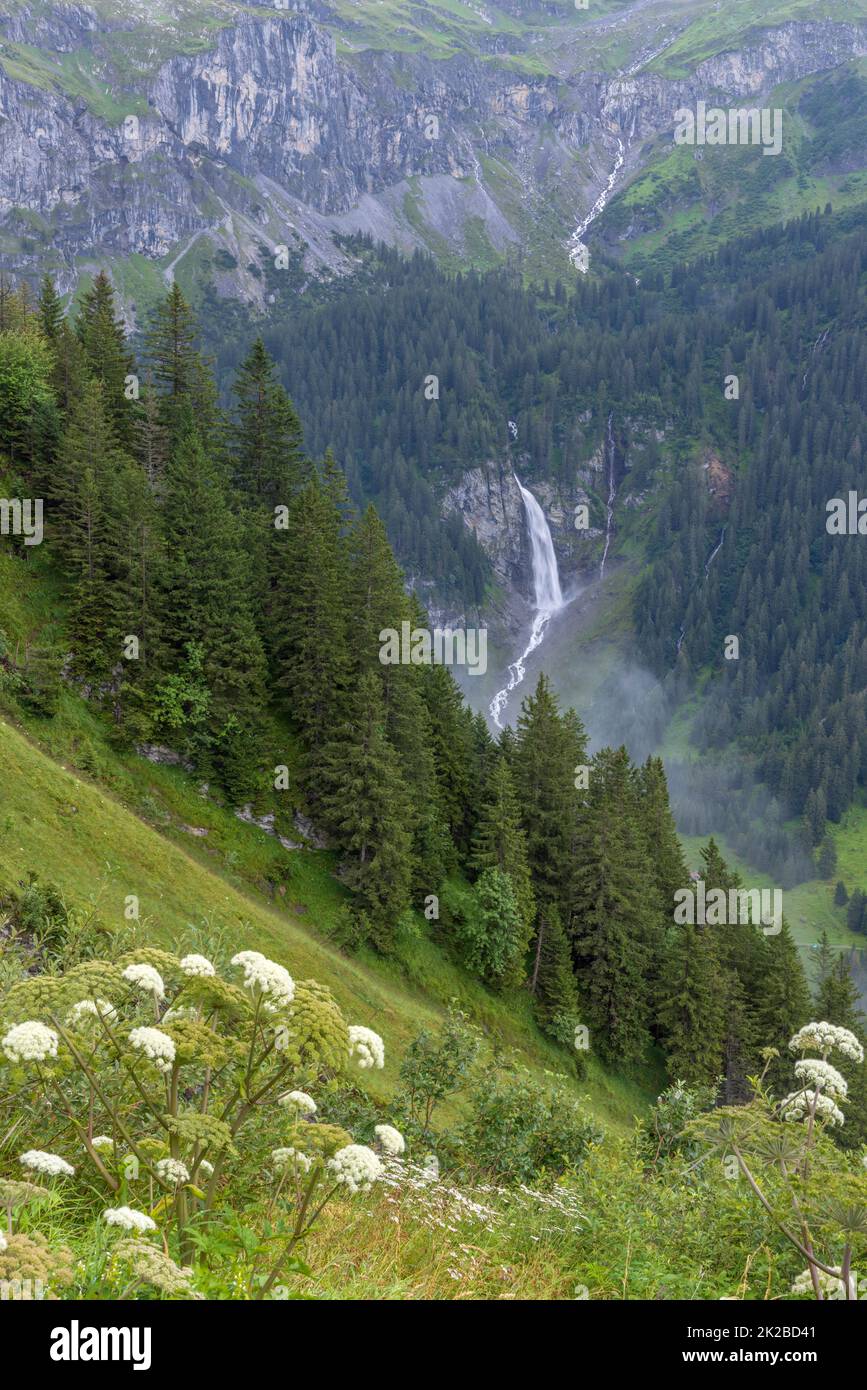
xmin=66 ymin=998 xmax=117 ymax=1027
xmin=781 ymin=1088 xmax=845 ymax=1127
xmin=794 ymin=1058 xmax=848 ymax=1101
xmin=230 ymin=951 xmax=294 ymax=1012
xmin=199 ymin=1160 xmax=214 ymax=1178
xmin=374 ymin=1124 xmax=406 ymax=1156
xmin=789 ymin=1021 xmax=864 ymax=1063
xmin=122 ymin=962 xmax=166 ymax=1000
xmin=91 ymin=1136 xmax=115 ymax=1153
xmin=278 ymin=1089 xmax=316 ymax=1115
xmin=156 ymin=1157 xmax=189 ymax=1186
xmin=128 ymin=1026 xmax=176 ymax=1073
xmin=103 ymin=1206 xmax=156 ymax=1233
xmin=272 ymin=1147 xmax=313 ymax=1174
xmin=0 ymin=1231 xmax=6 ymax=1252
xmin=348 ymin=1025 xmax=385 ymax=1071
xmin=179 ymin=954 xmax=215 ymax=978
xmin=791 ymin=1267 xmax=850 ymax=1298
xmin=327 ymin=1144 xmax=384 ymax=1194
xmin=2 ymin=1020 xmax=59 ymax=1063
xmin=19 ymin=1149 xmax=75 ymax=1178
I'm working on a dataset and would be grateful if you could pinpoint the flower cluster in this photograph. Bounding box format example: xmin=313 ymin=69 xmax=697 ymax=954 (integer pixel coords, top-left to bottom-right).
xmin=789 ymin=1022 xmax=864 ymax=1063
xmin=155 ymin=1158 xmax=190 ymax=1186
xmin=348 ymin=1025 xmax=385 ymax=1071
xmin=128 ymin=1025 xmax=176 ymax=1073
xmin=66 ymin=998 xmax=117 ymax=1027
xmin=103 ymin=1206 xmax=156 ymax=1233
xmin=19 ymin=1150 xmax=75 ymax=1178
xmin=272 ymin=1147 xmax=313 ymax=1174
xmin=230 ymin=951 xmax=295 ymax=1012
xmin=781 ymin=1088 xmax=845 ymax=1127
xmin=122 ymin=963 xmax=166 ymax=1000
xmin=279 ymin=1090 xmax=316 ymax=1115
xmin=790 ymin=1267 xmax=851 ymax=1298
xmin=179 ymin=954 xmax=215 ymax=978
xmin=2 ymin=1021 xmax=59 ymax=1063
xmin=327 ymin=1144 xmax=384 ymax=1194
xmin=374 ymin=1124 xmax=406 ymax=1156
xmin=794 ymin=1058 xmax=848 ymax=1101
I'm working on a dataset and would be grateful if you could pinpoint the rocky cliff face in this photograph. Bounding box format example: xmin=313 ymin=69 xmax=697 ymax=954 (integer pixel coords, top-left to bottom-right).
xmin=0 ymin=4 xmax=864 ymax=307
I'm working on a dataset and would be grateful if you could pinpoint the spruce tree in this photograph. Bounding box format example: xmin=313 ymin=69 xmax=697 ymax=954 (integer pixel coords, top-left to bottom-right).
xmin=470 ymin=755 xmax=535 ymax=935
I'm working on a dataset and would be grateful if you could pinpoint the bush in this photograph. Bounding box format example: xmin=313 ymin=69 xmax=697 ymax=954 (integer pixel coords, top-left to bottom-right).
xmin=458 ymin=1061 xmax=602 ymax=1183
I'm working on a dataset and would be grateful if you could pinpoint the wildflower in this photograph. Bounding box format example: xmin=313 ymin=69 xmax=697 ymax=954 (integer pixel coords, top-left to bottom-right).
xmin=90 ymin=1136 xmax=114 ymax=1153
xmin=789 ymin=1022 xmax=864 ymax=1064
xmin=161 ymin=1006 xmax=197 ymax=1024
xmin=113 ymin=1238 xmax=201 ymax=1299
xmin=230 ymin=951 xmax=295 ymax=1011
xmin=2 ymin=1020 xmax=59 ymax=1063
xmin=198 ymin=1160 xmax=214 ymax=1178
xmin=155 ymin=1158 xmax=190 ymax=1186
xmin=66 ymin=998 xmax=117 ymax=1027
xmin=19 ymin=1150 xmax=75 ymax=1178
xmin=0 ymin=1232 xmax=6 ymax=1252
xmin=781 ymin=1089 xmax=845 ymax=1127
xmin=790 ymin=1268 xmax=848 ymax=1298
xmin=122 ymin=963 xmax=165 ymax=1000
xmin=348 ymin=1024 xmax=385 ymax=1071
xmin=103 ymin=1206 xmax=156 ymax=1233
xmin=374 ymin=1124 xmax=406 ymax=1156
xmin=128 ymin=1026 xmax=176 ymax=1073
xmin=179 ymin=954 xmax=215 ymax=978
xmin=278 ymin=1089 xmax=316 ymax=1115
xmin=794 ymin=1058 xmax=848 ymax=1101
xmin=272 ymin=1147 xmax=313 ymax=1174
xmin=327 ymin=1144 xmax=384 ymax=1194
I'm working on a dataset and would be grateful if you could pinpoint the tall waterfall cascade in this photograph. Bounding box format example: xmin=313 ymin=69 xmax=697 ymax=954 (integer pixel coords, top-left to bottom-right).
xmin=489 ymin=479 xmax=565 ymax=728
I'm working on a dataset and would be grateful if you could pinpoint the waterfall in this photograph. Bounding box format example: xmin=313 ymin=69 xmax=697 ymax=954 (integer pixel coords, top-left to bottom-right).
xmin=599 ymin=412 xmax=617 ymax=582
xmin=517 ymin=478 xmax=563 ymax=612
xmin=489 ymin=478 xmax=564 ymax=728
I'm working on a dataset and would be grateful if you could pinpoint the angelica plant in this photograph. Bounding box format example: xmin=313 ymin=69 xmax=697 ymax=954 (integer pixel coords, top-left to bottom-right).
xmin=0 ymin=943 xmax=392 ymax=1288
xmin=691 ymin=1021 xmax=867 ymax=1300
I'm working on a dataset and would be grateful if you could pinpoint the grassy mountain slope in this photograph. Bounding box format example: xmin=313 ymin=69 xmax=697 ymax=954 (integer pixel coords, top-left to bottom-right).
xmin=0 ymin=548 xmax=660 ymax=1135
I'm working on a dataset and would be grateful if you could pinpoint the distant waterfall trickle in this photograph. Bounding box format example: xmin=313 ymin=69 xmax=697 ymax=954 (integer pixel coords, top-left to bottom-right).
xmin=599 ymin=412 xmax=617 ymax=582
xmin=489 ymin=478 xmax=564 ymax=729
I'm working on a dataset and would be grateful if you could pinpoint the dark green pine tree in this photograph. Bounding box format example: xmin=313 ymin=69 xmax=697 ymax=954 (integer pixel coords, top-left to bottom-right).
xmin=156 ymin=418 xmax=266 ymax=737
xmin=657 ymin=920 xmax=726 ymax=1087
xmin=753 ymin=920 xmax=810 ymax=1094
xmin=321 ymin=671 xmax=413 ymax=949
xmin=512 ymin=673 xmax=578 ymax=918
xmin=231 ymin=337 xmax=306 ymax=507
xmin=37 ymin=273 xmax=64 ymax=344
xmin=570 ymin=746 xmax=657 ymax=1063
xmin=470 ymin=755 xmax=535 ymax=938
xmin=74 ymin=270 xmax=136 ymax=448
xmin=637 ymin=756 xmax=689 ymax=914
xmin=532 ymin=905 xmax=579 ymax=1043
xmin=145 ymin=283 xmax=219 ymax=448
xmin=271 ymin=474 xmax=350 ymax=776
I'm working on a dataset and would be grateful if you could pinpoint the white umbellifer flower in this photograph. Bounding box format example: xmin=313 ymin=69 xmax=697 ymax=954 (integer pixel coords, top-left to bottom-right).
xmin=791 ymin=1267 xmax=848 ymax=1298
xmin=122 ymin=963 xmax=166 ymax=1000
xmin=0 ymin=1231 xmax=6 ymax=1252
xmin=278 ymin=1090 xmax=316 ymax=1115
xmin=156 ymin=1158 xmax=190 ymax=1186
xmin=103 ymin=1206 xmax=156 ymax=1233
xmin=19 ymin=1149 xmax=75 ymax=1178
xmin=794 ymin=1058 xmax=848 ymax=1101
xmin=789 ymin=1022 xmax=864 ymax=1063
xmin=374 ymin=1124 xmax=406 ymax=1156
xmin=327 ymin=1144 xmax=384 ymax=1194
xmin=128 ymin=1026 xmax=176 ymax=1073
xmin=198 ymin=1160 xmax=214 ymax=1178
xmin=781 ymin=1088 xmax=846 ymax=1127
xmin=230 ymin=951 xmax=295 ymax=1012
xmin=91 ymin=1136 xmax=114 ymax=1153
xmin=348 ymin=1025 xmax=385 ymax=1071
xmin=2 ymin=1020 xmax=59 ymax=1063
xmin=66 ymin=998 xmax=117 ymax=1027
xmin=179 ymin=954 xmax=215 ymax=978
xmin=161 ymin=1006 xmax=196 ymax=1024
xmin=272 ymin=1147 xmax=313 ymax=1174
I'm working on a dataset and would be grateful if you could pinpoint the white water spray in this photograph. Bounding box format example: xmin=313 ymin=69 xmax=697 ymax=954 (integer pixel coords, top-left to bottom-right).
xmin=489 ymin=479 xmax=564 ymax=728
xmin=599 ymin=412 xmax=617 ymax=582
